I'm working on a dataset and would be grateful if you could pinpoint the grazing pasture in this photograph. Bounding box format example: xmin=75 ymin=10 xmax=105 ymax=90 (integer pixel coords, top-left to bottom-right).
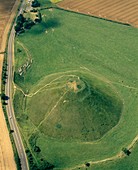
xmin=58 ymin=0 xmax=138 ymax=28
xmin=75 ymin=141 xmax=138 ymax=170
xmin=14 ymin=7 xmax=138 ymax=169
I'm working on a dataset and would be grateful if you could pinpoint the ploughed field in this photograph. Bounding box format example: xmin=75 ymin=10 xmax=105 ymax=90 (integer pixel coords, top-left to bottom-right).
xmin=0 ymin=0 xmax=16 ymax=50
xmin=58 ymin=0 xmax=138 ymax=28
xmin=13 ymin=7 xmax=138 ymax=170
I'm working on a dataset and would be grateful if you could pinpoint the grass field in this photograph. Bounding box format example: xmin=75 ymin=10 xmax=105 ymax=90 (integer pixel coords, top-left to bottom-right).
xmin=13 ymin=7 xmax=138 ymax=169
xmin=75 ymin=142 xmax=138 ymax=170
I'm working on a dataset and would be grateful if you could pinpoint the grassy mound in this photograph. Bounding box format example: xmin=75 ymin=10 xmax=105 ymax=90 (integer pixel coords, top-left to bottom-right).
xmin=27 ymin=72 xmax=122 ymax=141
xmin=13 ymin=7 xmax=138 ymax=169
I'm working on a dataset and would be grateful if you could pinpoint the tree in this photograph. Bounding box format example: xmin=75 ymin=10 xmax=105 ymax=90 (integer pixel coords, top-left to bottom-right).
xmin=1 ymin=93 xmax=9 ymax=100
xmin=85 ymin=162 xmax=90 ymax=167
xmin=39 ymin=159 xmax=54 ymax=170
xmin=17 ymin=14 xmax=26 ymax=23
xmin=15 ymin=14 xmax=26 ymax=33
xmin=17 ymin=48 xmax=22 ymax=53
xmin=14 ymin=24 xmax=22 ymax=32
xmin=122 ymin=147 xmax=131 ymax=156
xmin=23 ymin=19 xmax=34 ymax=29
xmin=3 ymin=101 xmax=8 ymax=105
xmin=10 ymin=129 xmax=14 ymax=134
xmin=34 ymin=11 xmax=42 ymax=23
xmin=34 ymin=146 xmax=41 ymax=153
xmin=32 ymin=0 xmax=40 ymax=7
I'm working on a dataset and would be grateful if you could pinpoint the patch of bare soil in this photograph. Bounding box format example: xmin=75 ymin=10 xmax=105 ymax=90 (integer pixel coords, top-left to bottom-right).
xmin=67 ymin=81 xmax=78 ymax=92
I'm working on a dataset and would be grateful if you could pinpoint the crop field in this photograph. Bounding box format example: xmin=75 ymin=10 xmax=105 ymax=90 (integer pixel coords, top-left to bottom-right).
xmin=13 ymin=7 xmax=138 ymax=170
xmin=0 ymin=0 xmax=18 ymax=170
xmin=0 ymin=0 xmax=16 ymax=50
xmin=58 ymin=0 xmax=138 ymax=28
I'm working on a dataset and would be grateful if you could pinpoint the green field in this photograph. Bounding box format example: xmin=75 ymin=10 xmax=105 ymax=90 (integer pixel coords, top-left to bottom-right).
xmin=76 ymin=142 xmax=138 ymax=170
xmin=13 ymin=7 xmax=138 ymax=170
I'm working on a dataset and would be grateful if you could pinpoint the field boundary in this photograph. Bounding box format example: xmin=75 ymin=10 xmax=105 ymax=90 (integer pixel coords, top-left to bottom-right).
xmin=57 ymin=0 xmax=138 ymax=28
xmin=40 ymin=6 xmax=131 ymax=27
xmin=54 ymin=7 xmax=131 ymax=27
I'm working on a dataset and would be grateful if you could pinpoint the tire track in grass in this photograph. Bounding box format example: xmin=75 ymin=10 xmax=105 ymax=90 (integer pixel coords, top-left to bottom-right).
xmin=111 ymin=82 xmax=138 ymax=90
xmin=81 ymin=66 xmax=138 ymax=90
xmin=37 ymin=90 xmax=68 ymax=129
xmin=14 ymin=73 xmax=79 ymax=97
xmin=16 ymin=41 xmax=32 ymax=60
xmin=14 ymin=82 xmax=66 ymax=96
xmin=27 ymin=74 xmax=78 ymax=97
xmin=29 ymin=90 xmax=68 ymax=138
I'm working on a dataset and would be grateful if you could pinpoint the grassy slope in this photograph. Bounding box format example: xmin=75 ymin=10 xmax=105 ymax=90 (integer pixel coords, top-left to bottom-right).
xmin=15 ymin=9 xmax=138 ymax=91
xmin=76 ymin=142 xmax=138 ymax=170
xmin=14 ymin=41 xmax=28 ymax=70
xmin=27 ymin=72 xmax=122 ymax=141
xmin=14 ymin=8 xmax=138 ymax=169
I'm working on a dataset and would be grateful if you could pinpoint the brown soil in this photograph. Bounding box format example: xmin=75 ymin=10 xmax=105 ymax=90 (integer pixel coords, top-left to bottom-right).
xmin=0 ymin=0 xmax=19 ymax=52
xmin=67 ymin=81 xmax=78 ymax=92
xmin=0 ymin=0 xmax=19 ymax=169
xmin=57 ymin=0 xmax=138 ymax=28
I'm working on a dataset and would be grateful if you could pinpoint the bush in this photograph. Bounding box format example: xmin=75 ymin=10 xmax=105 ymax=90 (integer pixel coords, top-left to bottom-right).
xmin=122 ymin=147 xmax=131 ymax=156
xmin=34 ymin=146 xmax=41 ymax=153
xmin=32 ymin=0 xmax=40 ymax=7
xmin=1 ymin=93 xmax=9 ymax=100
xmin=15 ymin=14 xmax=26 ymax=33
xmin=23 ymin=19 xmax=35 ymax=29
xmin=85 ymin=162 xmax=90 ymax=167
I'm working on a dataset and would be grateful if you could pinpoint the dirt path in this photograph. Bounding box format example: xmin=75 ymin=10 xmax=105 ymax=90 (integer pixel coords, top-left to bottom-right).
xmin=29 ymin=90 xmax=68 ymax=139
xmin=14 ymin=73 xmax=78 ymax=97
xmin=37 ymin=90 xmax=68 ymax=128
xmin=0 ymin=0 xmax=19 ymax=169
xmin=71 ymin=134 xmax=138 ymax=170
xmin=16 ymin=41 xmax=32 ymax=59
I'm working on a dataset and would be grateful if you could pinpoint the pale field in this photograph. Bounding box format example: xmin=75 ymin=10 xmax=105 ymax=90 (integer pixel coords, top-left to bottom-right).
xmin=0 ymin=0 xmax=19 ymax=169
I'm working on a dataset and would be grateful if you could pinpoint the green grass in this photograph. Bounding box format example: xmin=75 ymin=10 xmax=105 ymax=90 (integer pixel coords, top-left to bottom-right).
xmin=27 ymin=71 xmax=122 ymax=142
xmin=39 ymin=0 xmax=54 ymax=7
xmin=75 ymin=142 xmax=138 ymax=170
xmin=14 ymin=9 xmax=138 ymax=91
xmin=14 ymin=41 xmax=29 ymax=71
xmin=13 ymin=8 xmax=138 ymax=169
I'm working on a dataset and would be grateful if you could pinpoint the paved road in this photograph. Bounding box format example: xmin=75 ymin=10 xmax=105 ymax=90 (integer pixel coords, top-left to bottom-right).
xmin=5 ymin=0 xmax=29 ymax=170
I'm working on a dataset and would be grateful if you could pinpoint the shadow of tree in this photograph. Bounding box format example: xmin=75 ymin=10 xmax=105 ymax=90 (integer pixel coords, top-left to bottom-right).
xmin=30 ymin=18 xmax=61 ymax=35
xmin=42 ymin=18 xmax=61 ymax=29
xmin=1 ymin=93 xmax=9 ymax=100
